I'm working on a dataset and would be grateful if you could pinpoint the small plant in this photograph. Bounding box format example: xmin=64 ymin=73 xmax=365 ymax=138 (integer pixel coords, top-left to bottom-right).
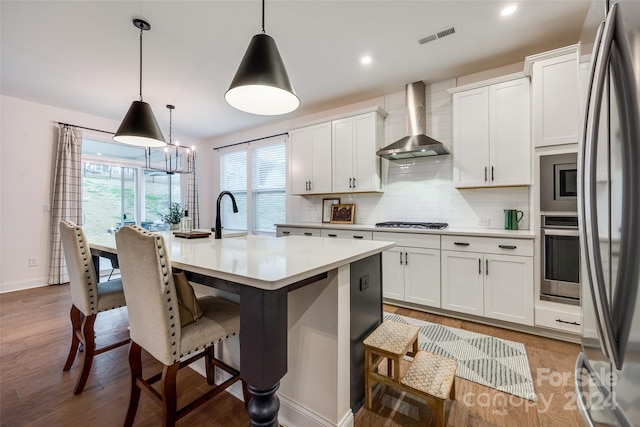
xmin=161 ymin=202 xmax=184 ymax=225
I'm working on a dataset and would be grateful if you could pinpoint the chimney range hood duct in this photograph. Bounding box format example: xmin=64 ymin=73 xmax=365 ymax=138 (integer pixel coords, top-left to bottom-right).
xmin=377 ymin=81 xmax=450 ymax=160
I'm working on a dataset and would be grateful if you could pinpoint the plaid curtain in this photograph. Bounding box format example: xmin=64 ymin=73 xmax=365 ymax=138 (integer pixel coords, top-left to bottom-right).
xmin=185 ymin=151 xmax=200 ymax=229
xmin=48 ymin=125 xmax=83 ymax=284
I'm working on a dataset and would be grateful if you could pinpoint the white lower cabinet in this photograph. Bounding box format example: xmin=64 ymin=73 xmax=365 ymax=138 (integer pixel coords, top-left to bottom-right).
xmin=441 ymin=236 xmax=534 ymax=326
xmin=374 ymin=232 xmax=441 ymax=308
xmin=483 ymin=254 xmax=533 ymax=325
xmin=441 ymin=250 xmax=484 ymax=316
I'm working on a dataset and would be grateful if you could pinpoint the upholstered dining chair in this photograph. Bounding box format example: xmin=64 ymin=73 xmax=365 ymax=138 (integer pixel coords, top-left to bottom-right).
xmin=59 ymin=220 xmax=130 ymax=394
xmin=115 ymin=225 xmax=248 ymax=427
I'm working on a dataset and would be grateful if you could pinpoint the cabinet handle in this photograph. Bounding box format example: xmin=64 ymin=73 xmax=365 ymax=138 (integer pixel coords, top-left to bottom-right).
xmin=486 ymin=259 xmax=489 ymax=275
xmin=353 ymin=235 xmax=364 ymax=239
xmin=328 ymin=234 xmax=337 ymax=237
xmin=282 ymin=231 xmax=290 ymax=235
xmin=556 ymin=319 xmax=580 ymax=326
xmin=304 ymin=232 xmax=313 ymax=236
xmin=308 ymin=180 xmax=312 ymax=191
xmin=499 ymin=245 xmax=517 ymax=250
xmin=478 ymin=258 xmax=482 ymax=274
xmin=484 ymin=167 xmax=487 ymax=182
xmin=348 ymin=178 xmax=352 ymax=188
xmin=491 ymin=166 xmax=494 ymax=181
xmin=353 ymin=177 xmax=356 ymax=188
xmin=400 ymin=251 xmax=403 ymax=265
xmin=305 ymin=181 xmax=309 ymax=191
xmin=405 ymin=252 xmax=408 ymax=266
xmin=454 ymin=242 xmax=470 ymax=246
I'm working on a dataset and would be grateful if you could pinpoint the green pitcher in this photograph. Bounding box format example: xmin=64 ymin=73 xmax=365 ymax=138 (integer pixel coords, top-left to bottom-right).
xmin=504 ymin=209 xmax=524 ymax=230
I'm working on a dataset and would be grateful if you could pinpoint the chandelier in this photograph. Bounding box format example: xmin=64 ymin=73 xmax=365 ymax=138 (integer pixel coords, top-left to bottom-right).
xmin=144 ymin=105 xmax=194 ymax=174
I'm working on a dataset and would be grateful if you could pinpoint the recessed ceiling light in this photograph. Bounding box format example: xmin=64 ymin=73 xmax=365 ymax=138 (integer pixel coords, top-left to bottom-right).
xmin=97 ymin=153 xmax=102 ymax=156
xmin=501 ymin=5 xmax=518 ymax=16
xmin=360 ymin=55 xmax=372 ymax=65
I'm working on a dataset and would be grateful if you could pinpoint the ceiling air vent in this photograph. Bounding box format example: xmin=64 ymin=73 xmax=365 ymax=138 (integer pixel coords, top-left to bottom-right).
xmin=417 ymin=26 xmax=456 ymax=45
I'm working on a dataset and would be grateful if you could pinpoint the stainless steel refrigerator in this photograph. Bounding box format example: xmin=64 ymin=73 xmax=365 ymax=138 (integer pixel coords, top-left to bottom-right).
xmin=576 ymin=0 xmax=640 ymax=426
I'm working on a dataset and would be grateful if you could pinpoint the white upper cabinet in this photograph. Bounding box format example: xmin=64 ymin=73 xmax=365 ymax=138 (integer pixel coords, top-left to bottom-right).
xmin=526 ymin=46 xmax=580 ymax=147
xmin=451 ymin=75 xmax=531 ymax=188
xmin=289 ymin=122 xmax=332 ymax=195
xmin=332 ymin=111 xmax=384 ymax=193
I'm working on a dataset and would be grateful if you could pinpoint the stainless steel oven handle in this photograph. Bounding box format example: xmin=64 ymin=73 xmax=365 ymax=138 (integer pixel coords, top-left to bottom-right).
xmin=542 ymin=229 xmax=579 ymax=237
xmin=584 ymin=6 xmax=618 ymax=364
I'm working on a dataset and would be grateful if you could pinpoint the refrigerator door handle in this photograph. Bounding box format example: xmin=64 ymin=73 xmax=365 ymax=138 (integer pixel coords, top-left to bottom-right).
xmin=583 ymin=5 xmax=622 ymax=366
xmin=608 ymin=2 xmax=640 ymax=369
xmin=581 ymin=17 xmax=612 ymax=360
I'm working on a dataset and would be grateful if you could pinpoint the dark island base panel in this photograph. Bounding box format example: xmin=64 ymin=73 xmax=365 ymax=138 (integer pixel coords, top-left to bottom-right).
xmin=239 ymin=285 xmax=287 ymax=427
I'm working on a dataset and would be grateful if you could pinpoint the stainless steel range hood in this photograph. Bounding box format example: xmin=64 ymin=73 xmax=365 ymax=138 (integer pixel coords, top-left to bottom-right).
xmin=377 ymin=81 xmax=450 ymax=159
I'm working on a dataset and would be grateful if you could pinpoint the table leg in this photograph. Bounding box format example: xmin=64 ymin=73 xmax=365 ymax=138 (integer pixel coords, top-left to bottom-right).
xmin=240 ymin=286 xmax=288 ymax=427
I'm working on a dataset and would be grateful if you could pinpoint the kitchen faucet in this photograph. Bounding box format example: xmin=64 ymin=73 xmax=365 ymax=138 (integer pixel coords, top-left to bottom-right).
xmin=214 ymin=191 xmax=238 ymax=239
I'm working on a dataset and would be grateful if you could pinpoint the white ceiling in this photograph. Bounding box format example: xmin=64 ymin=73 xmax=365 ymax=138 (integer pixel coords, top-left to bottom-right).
xmin=1 ymin=1 xmax=590 ymax=141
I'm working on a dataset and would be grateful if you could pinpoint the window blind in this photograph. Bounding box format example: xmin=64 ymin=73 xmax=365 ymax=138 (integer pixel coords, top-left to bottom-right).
xmin=219 ymin=149 xmax=248 ymax=230
xmin=252 ymin=142 xmax=286 ymax=233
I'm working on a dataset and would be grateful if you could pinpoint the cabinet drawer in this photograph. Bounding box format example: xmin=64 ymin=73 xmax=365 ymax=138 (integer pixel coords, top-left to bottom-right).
xmin=321 ymin=229 xmax=372 ymax=240
xmin=535 ymin=306 xmax=581 ymax=334
xmin=372 ymin=232 xmax=440 ymax=249
xmin=441 ymin=235 xmax=533 ymax=256
xmin=277 ymin=227 xmax=320 ymax=237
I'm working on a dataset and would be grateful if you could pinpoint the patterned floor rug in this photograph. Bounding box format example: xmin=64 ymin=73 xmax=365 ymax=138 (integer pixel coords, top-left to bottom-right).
xmin=383 ymin=312 xmax=537 ymax=402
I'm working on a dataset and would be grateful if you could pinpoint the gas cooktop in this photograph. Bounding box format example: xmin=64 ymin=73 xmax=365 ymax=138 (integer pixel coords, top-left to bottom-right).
xmin=375 ymin=222 xmax=449 ymax=230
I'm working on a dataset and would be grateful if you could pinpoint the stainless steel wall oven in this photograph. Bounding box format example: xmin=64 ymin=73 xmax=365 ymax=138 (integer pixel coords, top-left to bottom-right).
xmin=540 ymin=215 xmax=580 ymax=305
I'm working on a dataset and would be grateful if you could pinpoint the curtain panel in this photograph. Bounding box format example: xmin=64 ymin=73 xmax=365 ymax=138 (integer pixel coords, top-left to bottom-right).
xmin=48 ymin=126 xmax=83 ymax=284
xmin=185 ymin=151 xmax=199 ymax=229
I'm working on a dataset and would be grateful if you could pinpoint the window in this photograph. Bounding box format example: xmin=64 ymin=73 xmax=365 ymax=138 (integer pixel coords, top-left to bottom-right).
xmin=219 ymin=138 xmax=286 ymax=234
xmin=81 ymin=138 xmax=181 ymax=236
xmin=219 ymin=149 xmax=248 ymax=231
xmin=252 ymin=142 xmax=286 ymax=233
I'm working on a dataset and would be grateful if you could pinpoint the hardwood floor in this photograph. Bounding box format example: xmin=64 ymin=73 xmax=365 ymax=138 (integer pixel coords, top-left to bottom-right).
xmin=0 ymin=285 xmax=582 ymax=426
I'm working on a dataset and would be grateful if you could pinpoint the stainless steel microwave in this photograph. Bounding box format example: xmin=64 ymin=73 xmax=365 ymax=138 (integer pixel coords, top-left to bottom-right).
xmin=540 ymin=153 xmax=578 ymax=212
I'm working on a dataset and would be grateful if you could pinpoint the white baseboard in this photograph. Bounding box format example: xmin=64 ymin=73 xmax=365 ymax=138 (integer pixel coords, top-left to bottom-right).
xmin=189 ymin=362 xmax=354 ymax=427
xmin=0 ymin=278 xmax=49 ymax=294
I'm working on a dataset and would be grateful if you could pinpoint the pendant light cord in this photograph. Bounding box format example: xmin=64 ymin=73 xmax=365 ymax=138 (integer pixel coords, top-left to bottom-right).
xmin=139 ymin=26 xmax=143 ymax=101
xmin=261 ymin=0 xmax=265 ymax=34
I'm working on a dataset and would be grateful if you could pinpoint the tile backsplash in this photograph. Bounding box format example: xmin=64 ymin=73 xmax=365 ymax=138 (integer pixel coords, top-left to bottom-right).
xmin=291 ymin=79 xmax=531 ymax=230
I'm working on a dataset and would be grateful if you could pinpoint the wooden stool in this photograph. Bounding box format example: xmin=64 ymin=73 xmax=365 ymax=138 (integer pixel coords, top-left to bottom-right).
xmin=363 ymin=320 xmax=419 ymax=408
xmin=400 ymin=350 xmax=456 ymax=426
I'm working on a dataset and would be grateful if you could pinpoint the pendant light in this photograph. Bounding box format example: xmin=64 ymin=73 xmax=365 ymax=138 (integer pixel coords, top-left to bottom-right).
xmin=225 ymin=0 xmax=299 ymax=115
xmin=113 ymin=19 xmax=166 ymax=147
xmin=144 ymin=105 xmax=194 ymax=175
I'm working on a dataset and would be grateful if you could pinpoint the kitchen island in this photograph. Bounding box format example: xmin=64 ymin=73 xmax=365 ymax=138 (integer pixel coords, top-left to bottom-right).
xmin=88 ymin=232 xmax=395 ymax=427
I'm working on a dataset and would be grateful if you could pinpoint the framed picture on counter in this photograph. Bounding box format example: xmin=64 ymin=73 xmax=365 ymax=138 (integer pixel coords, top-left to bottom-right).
xmin=330 ymin=204 xmax=355 ymax=224
xmin=322 ymin=198 xmax=340 ymax=223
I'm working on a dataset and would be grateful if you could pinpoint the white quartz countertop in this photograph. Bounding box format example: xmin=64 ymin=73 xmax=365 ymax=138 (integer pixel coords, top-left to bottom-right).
xmin=275 ymin=223 xmax=535 ymax=239
xmin=89 ymin=231 xmax=395 ymax=290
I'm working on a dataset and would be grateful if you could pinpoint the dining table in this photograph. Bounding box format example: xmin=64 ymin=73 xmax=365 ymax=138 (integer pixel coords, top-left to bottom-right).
xmin=88 ymin=230 xmax=394 ymax=427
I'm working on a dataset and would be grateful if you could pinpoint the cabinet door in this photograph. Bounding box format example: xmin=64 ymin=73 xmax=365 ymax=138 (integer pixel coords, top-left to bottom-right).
xmin=532 ymin=52 xmax=580 ymax=147
xmin=382 ymin=247 xmax=405 ymax=300
xmin=352 ymin=113 xmax=379 ymax=192
xmin=441 ymin=250 xmax=484 ymax=316
xmin=490 ymin=78 xmax=531 ymax=186
xmin=332 ymin=117 xmax=354 ymax=193
xmin=289 ymin=128 xmax=310 ymax=195
xmin=308 ymin=123 xmax=332 ymax=193
xmin=404 ymin=248 xmax=441 ymax=308
xmin=453 ymin=87 xmax=490 ymax=188
xmin=483 ymin=254 xmax=533 ymax=325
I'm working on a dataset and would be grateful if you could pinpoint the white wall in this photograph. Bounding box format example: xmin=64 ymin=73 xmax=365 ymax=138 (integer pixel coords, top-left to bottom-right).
xmin=0 ymin=95 xmax=209 ymax=293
